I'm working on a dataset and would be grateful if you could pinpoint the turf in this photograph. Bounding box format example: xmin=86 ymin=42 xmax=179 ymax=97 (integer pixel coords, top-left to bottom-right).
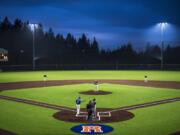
xmin=0 ymin=70 xmax=180 ymax=83
xmin=108 ymin=101 xmax=180 ymax=135
xmin=0 ymin=99 xmax=179 ymax=135
xmin=0 ymin=99 xmax=75 ymax=135
xmin=0 ymin=71 xmax=180 ymax=135
xmin=1 ymin=84 xmax=180 ymax=108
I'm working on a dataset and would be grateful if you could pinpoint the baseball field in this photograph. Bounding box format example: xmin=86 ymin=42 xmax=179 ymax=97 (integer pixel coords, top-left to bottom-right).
xmin=0 ymin=70 xmax=180 ymax=135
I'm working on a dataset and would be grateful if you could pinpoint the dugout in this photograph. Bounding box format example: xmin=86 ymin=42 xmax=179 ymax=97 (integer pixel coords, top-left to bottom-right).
xmin=0 ymin=48 xmax=8 ymax=62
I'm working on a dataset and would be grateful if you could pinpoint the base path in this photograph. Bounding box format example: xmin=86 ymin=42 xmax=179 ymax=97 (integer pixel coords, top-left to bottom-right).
xmin=0 ymin=95 xmax=75 ymax=112
xmin=0 ymin=80 xmax=180 ymax=91
xmin=110 ymin=97 xmax=180 ymax=112
xmin=0 ymin=95 xmax=179 ymax=123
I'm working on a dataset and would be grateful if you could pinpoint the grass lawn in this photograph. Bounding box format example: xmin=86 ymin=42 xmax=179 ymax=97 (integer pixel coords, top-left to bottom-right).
xmin=0 ymin=70 xmax=180 ymax=83
xmin=0 ymin=99 xmax=179 ymax=135
xmin=108 ymin=101 xmax=180 ymax=135
xmin=1 ymin=84 xmax=180 ymax=108
xmin=0 ymin=99 xmax=75 ymax=135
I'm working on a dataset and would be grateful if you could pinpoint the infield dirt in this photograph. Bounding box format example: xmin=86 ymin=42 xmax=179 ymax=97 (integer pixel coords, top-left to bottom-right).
xmin=0 ymin=80 xmax=180 ymax=91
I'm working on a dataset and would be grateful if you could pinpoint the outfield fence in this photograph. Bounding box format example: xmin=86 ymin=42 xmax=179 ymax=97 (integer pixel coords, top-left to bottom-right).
xmin=0 ymin=64 xmax=180 ymax=71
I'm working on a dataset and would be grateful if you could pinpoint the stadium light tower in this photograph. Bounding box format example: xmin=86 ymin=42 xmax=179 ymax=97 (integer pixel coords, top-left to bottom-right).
xmin=160 ymin=22 xmax=168 ymax=69
xmin=29 ymin=23 xmax=38 ymax=70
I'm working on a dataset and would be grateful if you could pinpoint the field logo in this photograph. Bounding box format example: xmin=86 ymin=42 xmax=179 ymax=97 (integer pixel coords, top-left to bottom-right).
xmin=81 ymin=125 xmax=103 ymax=133
xmin=71 ymin=124 xmax=113 ymax=134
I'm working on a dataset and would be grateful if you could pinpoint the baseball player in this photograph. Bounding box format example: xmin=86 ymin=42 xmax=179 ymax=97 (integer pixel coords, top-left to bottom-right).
xmin=144 ymin=75 xmax=148 ymax=83
xmin=94 ymin=80 xmax=99 ymax=92
xmin=43 ymin=74 xmax=48 ymax=86
xmin=43 ymin=74 xmax=48 ymax=82
xmin=86 ymin=100 xmax=93 ymax=121
xmin=76 ymin=97 xmax=81 ymax=116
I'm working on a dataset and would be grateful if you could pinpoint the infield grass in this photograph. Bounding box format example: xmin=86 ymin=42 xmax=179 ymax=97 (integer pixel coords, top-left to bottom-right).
xmin=1 ymin=84 xmax=180 ymax=108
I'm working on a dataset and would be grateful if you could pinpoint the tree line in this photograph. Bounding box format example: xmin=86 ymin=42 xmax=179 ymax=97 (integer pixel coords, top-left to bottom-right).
xmin=0 ymin=17 xmax=180 ymax=69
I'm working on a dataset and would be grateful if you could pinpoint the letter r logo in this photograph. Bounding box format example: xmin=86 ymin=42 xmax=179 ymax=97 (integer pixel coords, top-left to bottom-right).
xmin=81 ymin=126 xmax=103 ymax=133
xmin=71 ymin=124 xmax=113 ymax=134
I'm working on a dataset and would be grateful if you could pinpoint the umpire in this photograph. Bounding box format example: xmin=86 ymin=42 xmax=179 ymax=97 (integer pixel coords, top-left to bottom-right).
xmin=92 ymin=98 xmax=96 ymax=118
xmin=86 ymin=100 xmax=93 ymax=121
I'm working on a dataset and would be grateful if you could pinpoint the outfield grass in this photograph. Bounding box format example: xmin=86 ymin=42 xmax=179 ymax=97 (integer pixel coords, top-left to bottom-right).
xmin=1 ymin=84 xmax=180 ymax=108
xmin=0 ymin=70 xmax=180 ymax=83
xmin=0 ymin=99 xmax=179 ymax=135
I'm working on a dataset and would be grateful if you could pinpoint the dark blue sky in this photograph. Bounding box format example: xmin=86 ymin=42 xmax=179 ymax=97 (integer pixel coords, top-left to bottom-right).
xmin=0 ymin=0 xmax=180 ymax=49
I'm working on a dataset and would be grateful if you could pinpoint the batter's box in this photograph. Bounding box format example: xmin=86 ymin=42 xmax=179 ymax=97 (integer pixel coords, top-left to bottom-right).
xmin=97 ymin=112 xmax=111 ymax=121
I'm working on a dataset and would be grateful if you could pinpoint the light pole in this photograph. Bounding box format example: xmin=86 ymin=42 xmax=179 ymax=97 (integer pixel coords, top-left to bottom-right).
xmin=29 ymin=23 xmax=38 ymax=70
xmin=160 ymin=22 xmax=167 ymax=70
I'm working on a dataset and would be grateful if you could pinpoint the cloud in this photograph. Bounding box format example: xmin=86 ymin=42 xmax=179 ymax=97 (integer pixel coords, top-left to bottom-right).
xmin=1 ymin=0 xmax=180 ymax=27
xmin=0 ymin=0 xmax=180 ymax=49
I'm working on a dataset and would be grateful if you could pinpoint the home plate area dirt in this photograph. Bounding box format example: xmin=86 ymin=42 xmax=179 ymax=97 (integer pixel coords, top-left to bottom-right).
xmin=53 ymin=108 xmax=134 ymax=123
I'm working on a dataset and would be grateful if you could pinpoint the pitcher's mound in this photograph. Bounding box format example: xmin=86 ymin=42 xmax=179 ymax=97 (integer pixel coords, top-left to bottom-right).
xmin=79 ymin=90 xmax=112 ymax=95
xmin=53 ymin=108 xmax=134 ymax=123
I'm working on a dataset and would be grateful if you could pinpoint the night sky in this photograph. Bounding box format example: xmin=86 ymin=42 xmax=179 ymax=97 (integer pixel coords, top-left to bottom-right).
xmin=0 ymin=0 xmax=180 ymax=49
